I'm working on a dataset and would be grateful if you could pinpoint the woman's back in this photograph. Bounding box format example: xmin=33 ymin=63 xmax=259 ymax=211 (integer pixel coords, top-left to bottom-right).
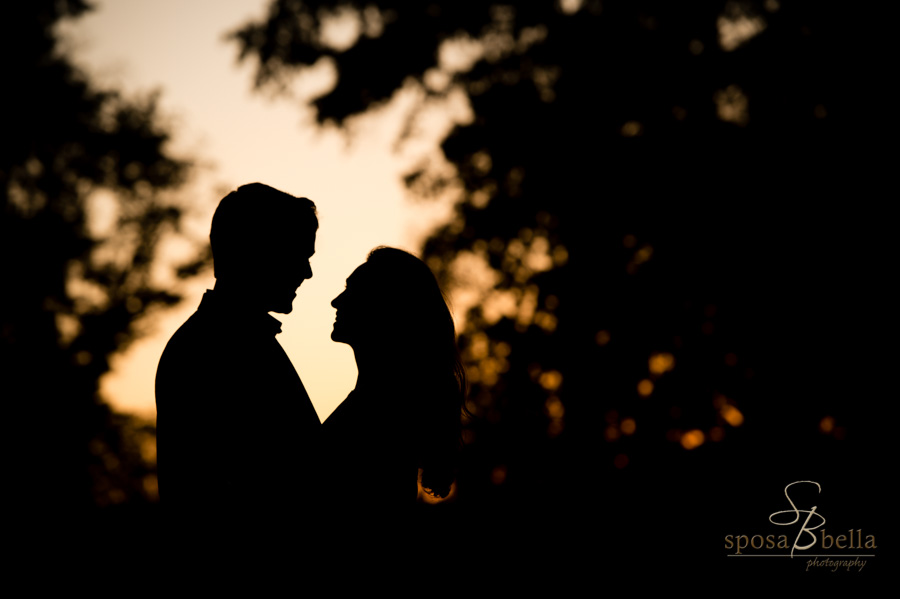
xmin=322 ymin=389 xmax=417 ymax=533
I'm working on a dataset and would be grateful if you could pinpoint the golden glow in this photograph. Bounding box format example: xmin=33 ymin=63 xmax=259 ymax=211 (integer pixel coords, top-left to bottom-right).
xmin=470 ymin=188 xmax=491 ymax=208
xmin=478 ymin=357 xmax=501 ymax=386
xmin=613 ymin=454 xmax=629 ymax=469
xmin=595 ymin=330 xmax=611 ymax=346
xmin=539 ymin=370 xmax=563 ymax=391
xmin=545 ymin=396 xmax=565 ymax=419
xmin=622 ymin=234 xmax=637 ymax=248
xmin=648 ymin=352 xmax=675 ymax=375
xmin=516 ymin=285 xmax=539 ymax=329
xmin=125 ymin=296 xmax=143 ymax=313
xmin=552 ymin=245 xmax=569 ymax=266
xmin=605 ymin=426 xmax=620 ymax=442
xmin=471 ymin=150 xmax=492 ymax=175
xmin=55 ymin=313 xmax=81 ymax=348
xmin=534 ymin=311 xmax=558 ymax=332
xmin=518 ymin=227 xmax=534 ymax=243
xmin=481 ymin=288 xmax=519 ymax=325
xmin=637 ymin=379 xmax=654 ymax=397
xmin=468 ymin=332 xmax=490 ymax=360
xmin=547 ymin=420 xmax=564 ymax=437
xmin=714 ymin=84 xmax=750 ymax=126
xmin=709 ymin=426 xmax=725 ymax=442
xmin=546 ymin=391 xmax=565 ymax=438
xmin=139 ymin=435 xmax=157 ymax=464
xmin=820 ymin=416 xmax=835 ymax=433
xmin=524 ymin=235 xmax=553 ymax=272
xmin=417 ymin=469 xmax=459 ymax=504
xmin=490 ymin=465 xmax=507 ymax=485
xmin=559 ymin=0 xmax=585 ymax=15
xmin=620 ymin=418 xmax=636 ymax=435
xmin=621 ymin=121 xmax=643 ymax=137
xmin=634 ymin=245 xmax=653 ymax=264
xmin=720 ymin=405 xmax=744 ymax=427
xmin=318 ymin=6 xmax=364 ymax=52
xmin=506 ymin=238 xmax=525 ymax=259
xmin=680 ymin=429 xmax=705 ymax=450
xmin=626 ymin=244 xmax=653 ymax=274
xmin=142 ymin=474 xmax=159 ymax=500
xmin=717 ymin=6 xmax=766 ymax=52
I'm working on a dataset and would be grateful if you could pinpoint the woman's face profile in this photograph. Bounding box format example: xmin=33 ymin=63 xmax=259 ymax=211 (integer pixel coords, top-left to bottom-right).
xmin=331 ymin=264 xmax=382 ymax=346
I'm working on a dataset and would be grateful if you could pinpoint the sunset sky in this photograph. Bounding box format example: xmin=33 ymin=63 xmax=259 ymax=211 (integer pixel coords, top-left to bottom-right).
xmin=61 ymin=0 xmax=468 ymax=421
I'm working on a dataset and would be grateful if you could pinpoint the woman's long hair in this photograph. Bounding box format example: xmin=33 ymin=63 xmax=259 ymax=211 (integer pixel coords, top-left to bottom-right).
xmin=364 ymin=247 xmax=468 ymax=498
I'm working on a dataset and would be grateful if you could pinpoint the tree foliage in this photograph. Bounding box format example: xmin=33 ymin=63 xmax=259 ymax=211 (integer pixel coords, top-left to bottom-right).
xmin=3 ymin=1 xmax=202 ymax=511
xmin=230 ymin=0 xmax=883 ymax=530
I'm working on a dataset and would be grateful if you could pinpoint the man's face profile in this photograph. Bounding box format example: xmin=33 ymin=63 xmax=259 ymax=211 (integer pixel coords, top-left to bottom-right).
xmin=209 ymin=183 xmax=318 ymax=314
xmin=260 ymin=231 xmax=316 ymax=314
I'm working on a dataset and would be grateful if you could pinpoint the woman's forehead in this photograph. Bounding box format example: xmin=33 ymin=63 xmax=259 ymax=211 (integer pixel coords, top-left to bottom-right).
xmin=347 ymin=264 xmax=372 ymax=284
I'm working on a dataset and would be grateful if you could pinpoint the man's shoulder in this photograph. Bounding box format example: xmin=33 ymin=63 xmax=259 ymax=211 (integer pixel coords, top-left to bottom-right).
xmin=156 ymin=305 xmax=284 ymax=385
xmin=156 ymin=308 xmax=234 ymax=385
xmin=155 ymin=308 xmax=243 ymax=411
xmin=160 ymin=310 xmax=219 ymax=359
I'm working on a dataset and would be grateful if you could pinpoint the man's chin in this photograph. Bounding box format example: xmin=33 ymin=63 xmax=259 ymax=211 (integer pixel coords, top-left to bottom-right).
xmin=268 ymin=293 xmax=297 ymax=314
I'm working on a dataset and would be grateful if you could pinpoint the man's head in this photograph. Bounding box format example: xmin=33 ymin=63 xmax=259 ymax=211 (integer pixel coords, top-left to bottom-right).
xmin=210 ymin=183 xmax=317 ymax=313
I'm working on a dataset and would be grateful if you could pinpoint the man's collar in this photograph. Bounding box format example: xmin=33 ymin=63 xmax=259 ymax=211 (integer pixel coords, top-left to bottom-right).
xmin=198 ymin=289 xmax=283 ymax=336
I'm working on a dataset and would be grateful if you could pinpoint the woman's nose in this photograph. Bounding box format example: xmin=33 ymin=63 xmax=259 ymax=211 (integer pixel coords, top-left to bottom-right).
xmin=331 ymin=292 xmax=343 ymax=308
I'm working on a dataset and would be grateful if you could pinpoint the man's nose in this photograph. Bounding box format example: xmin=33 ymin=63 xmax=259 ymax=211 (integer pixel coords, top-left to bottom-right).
xmin=331 ymin=292 xmax=343 ymax=308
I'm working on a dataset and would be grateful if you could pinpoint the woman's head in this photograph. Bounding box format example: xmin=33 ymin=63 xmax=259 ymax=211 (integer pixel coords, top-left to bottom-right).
xmin=331 ymin=247 xmax=468 ymax=498
xmin=331 ymin=246 xmax=455 ymax=354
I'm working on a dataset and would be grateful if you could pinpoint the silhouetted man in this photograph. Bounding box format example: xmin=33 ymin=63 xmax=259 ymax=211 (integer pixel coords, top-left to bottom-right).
xmin=155 ymin=183 xmax=320 ymax=562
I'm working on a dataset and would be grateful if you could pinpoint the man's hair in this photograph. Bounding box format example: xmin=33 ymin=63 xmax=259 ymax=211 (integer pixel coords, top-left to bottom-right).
xmin=210 ymin=183 xmax=317 ymax=278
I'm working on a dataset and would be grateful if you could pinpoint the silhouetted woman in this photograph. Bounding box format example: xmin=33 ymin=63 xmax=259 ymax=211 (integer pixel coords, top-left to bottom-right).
xmin=323 ymin=246 xmax=467 ymax=545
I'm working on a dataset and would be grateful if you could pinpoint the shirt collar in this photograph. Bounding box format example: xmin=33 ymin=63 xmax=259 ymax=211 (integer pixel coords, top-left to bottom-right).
xmin=198 ymin=289 xmax=283 ymax=336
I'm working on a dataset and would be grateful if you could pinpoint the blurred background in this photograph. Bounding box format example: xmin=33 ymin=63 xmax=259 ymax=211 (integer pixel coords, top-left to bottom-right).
xmin=4 ymin=0 xmax=889 ymax=582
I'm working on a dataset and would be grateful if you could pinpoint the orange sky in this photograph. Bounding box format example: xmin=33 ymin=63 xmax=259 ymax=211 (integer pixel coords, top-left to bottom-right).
xmin=61 ymin=0 xmax=469 ymax=421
